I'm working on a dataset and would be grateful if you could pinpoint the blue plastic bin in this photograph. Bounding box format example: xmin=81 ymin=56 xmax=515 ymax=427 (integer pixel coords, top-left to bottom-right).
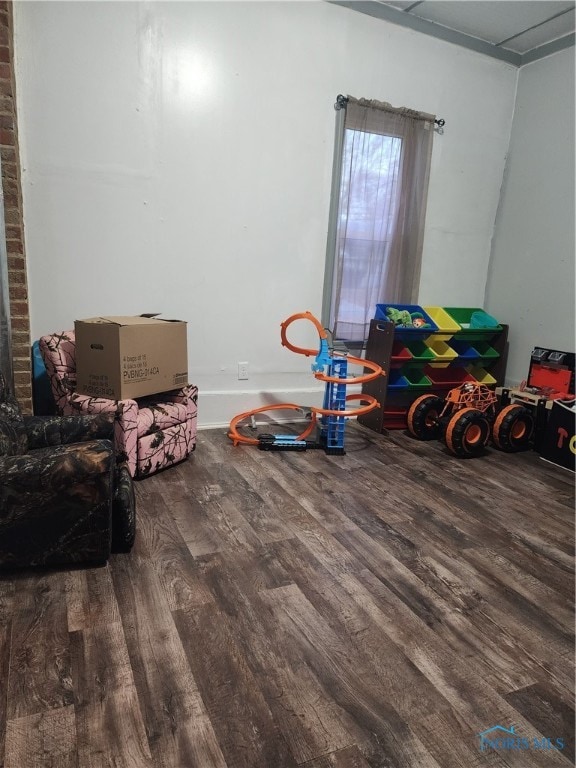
xmin=387 ymin=370 xmax=410 ymax=390
xmin=374 ymin=304 xmax=438 ymax=337
xmin=450 ymin=340 xmax=480 ymax=361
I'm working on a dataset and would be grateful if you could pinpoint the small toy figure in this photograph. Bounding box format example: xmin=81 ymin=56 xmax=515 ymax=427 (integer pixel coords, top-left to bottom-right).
xmin=411 ymin=314 xmax=429 ymax=328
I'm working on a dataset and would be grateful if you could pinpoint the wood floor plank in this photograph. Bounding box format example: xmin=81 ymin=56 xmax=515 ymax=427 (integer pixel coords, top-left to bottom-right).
xmin=192 ymin=452 xmax=300 ymax=544
xmin=133 ymin=484 xmax=215 ymax=610
xmin=171 ymin=455 xmax=272 ymax=554
xmin=406 ymin=554 xmax=539 ymax=694
xmin=505 ymin=682 xmax=575 ymax=764
xmin=410 ymin=708 xmax=513 ymax=768
xmin=490 ymin=536 xmax=574 ymax=600
xmin=194 ymin=551 xmax=355 ymax=765
xmin=110 ymin=551 xmax=227 ymax=768
xmin=262 ymin=583 xmax=444 ymax=768
xmin=0 ymin=580 xmax=15 ymax=768
xmin=7 ymin=573 xmax=73 ymax=720
xmin=173 ymin=601 xmax=297 ymax=768
xmin=266 ymin=454 xmax=358 ymax=533
xmin=331 ymin=525 xmax=547 ymax=694
xmin=70 ymin=621 xmax=153 ymax=768
xmin=201 ymin=493 xmax=265 ymax=551
xmin=269 ymin=536 xmax=453 ymax=722
xmin=366 ymin=432 xmax=573 ymax=544
xmin=300 ymin=744 xmax=372 ymax=767
xmin=4 ymin=705 xmax=77 ymax=768
xmin=231 ymin=458 xmax=313 ymax=523
xmin=1 ymin=424 xmax=573 ymax=768
xmin=413 ymin=542 xmax=575 ymax=690
xmin=222 ymin=466 xmax=298 ymax=543
xmin=171 ymin=495 xmax=226 ymax=557
xmin=392 ymin=527 xmax=574 ymax=657
xmin=65 ymin=566 xmax=120 ymax=632
xmin=339 ymin=567 xmax=573 ymax=767
xmin=463 ymin=547 xmax=574 ymax=630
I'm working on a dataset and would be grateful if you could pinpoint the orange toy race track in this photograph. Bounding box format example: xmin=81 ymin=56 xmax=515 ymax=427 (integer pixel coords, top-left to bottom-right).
xmin=228 ymin=311 xmax=384 ymax=454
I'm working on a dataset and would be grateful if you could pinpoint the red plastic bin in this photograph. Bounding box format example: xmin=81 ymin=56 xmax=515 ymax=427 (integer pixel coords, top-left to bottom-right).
xmin=390 ymin=340 xmax=413 ymax=368
xmin=424 ymin=366 xmax=475 ymax=389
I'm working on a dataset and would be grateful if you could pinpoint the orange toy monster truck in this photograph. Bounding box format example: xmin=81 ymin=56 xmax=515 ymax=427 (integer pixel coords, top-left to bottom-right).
xmin=406 ymin=382 xmax=535 ymax=458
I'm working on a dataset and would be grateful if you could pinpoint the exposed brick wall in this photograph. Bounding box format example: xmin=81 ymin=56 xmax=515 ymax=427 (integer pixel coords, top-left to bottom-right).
xmin=0 ymin=1 xmax=31 ymax=412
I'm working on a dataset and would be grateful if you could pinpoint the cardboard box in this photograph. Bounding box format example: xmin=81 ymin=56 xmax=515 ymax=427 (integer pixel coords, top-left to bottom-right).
xmin=75 ymin=315 xmax=188 ymax=400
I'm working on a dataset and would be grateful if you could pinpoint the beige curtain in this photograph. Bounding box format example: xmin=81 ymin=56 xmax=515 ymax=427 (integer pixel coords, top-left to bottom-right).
xmin=330 ymin=97 xmax=435 ymax=342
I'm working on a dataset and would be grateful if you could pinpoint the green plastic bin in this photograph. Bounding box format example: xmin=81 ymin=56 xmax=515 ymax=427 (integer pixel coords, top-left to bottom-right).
xmin=472 ymin=341 xmax=499 ymax=362
xmin=402 ymin=370 xmax=432 ymax=389
xmin=443 ymin=307 xmax=502 ymax=341
xmin=403 ymin=340 xmax=436 ymax=365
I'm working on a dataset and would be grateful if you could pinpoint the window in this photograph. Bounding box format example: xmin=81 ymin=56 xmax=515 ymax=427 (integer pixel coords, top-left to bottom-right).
xmin=322 ymin=97 xmax=436 ymax=343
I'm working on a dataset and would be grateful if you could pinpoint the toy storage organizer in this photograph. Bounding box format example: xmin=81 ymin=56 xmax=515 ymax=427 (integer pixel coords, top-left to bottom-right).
xmin=359 ymin=306 xmax=508 ymax=433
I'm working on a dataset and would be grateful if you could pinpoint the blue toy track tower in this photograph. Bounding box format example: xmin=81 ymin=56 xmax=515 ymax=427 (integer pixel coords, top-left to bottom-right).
xmin=319 ymin=357 xmax=348 ymax=454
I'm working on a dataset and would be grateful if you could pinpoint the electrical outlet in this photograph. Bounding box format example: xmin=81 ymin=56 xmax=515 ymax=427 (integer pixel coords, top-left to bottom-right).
xmin=238 ymin=361 xmax=249 ymax=380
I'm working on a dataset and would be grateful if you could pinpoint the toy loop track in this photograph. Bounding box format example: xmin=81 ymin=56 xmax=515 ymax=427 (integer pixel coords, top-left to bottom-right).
xmin=228 ymin=311 xmax=384 ymax=452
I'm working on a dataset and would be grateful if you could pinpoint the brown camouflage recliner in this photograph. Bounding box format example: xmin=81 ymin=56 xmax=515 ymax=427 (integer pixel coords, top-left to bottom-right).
xmin=0 ymin=372 xmax=135 ymax=568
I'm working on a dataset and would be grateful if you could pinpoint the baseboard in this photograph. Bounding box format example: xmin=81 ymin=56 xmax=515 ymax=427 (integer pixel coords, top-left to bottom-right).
xmin=197 ymin=387 xmax=327 ymax=430
xmin=197 ymin=379 xmax=367 ymax=429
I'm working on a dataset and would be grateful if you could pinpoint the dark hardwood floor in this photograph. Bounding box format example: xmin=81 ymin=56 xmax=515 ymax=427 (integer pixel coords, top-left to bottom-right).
xmin=1 ymin=422 xmax=574 ymax=767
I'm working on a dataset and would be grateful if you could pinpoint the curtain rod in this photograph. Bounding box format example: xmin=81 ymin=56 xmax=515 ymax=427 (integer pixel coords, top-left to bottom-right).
xmin=334 ymin=94 xmax=445 ymax=129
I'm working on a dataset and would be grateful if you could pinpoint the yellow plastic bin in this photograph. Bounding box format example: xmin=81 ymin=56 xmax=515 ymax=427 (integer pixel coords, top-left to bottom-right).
xmin=424 ymin=339 xmax=458 ymax=368
xmin=466 ymin=366 xmax=497 ymax=385
xmin=422 ymin=306 xmax=460 ymax=341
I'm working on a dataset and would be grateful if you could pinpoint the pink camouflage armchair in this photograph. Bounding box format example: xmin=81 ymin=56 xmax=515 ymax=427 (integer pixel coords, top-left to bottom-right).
xmin=39 ymin=330 xmax=197 ymax=479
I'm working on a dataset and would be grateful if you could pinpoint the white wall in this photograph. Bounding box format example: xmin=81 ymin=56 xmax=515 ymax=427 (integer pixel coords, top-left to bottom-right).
xmin=14 ymin=1 xmax=518 ymax=426
xmin=485 ymin=48 xmax=575 ymax=386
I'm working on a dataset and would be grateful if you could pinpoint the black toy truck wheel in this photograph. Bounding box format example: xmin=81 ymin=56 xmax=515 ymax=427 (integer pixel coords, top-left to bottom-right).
xmin=492 ymin=404 xmax=534 ymax=452
xmin=407 ymin=394 xmax=445 ymax=440
xmin=444 ymin=407 xmax=491 ymax=458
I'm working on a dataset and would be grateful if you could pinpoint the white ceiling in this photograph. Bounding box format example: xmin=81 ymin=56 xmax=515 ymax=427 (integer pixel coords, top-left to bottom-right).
xmin=332 ymin=1 xmax=575 ymax=64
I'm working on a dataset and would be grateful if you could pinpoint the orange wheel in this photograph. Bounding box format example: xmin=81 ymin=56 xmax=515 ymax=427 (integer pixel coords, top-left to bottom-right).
xmin=492 ymin=404 xmax=534 ymax=452
xmin=407 ymin=394 xmax=445 ymax=440
xmin=444 ymin=407 xmax=490 ymax=458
